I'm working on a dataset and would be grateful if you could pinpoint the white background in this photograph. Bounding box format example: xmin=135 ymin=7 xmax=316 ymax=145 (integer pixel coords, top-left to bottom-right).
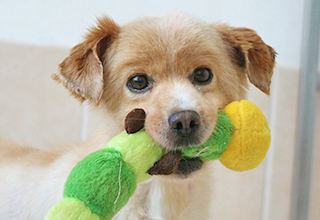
xmin=0 ymin=0 xmax=304 ymax=69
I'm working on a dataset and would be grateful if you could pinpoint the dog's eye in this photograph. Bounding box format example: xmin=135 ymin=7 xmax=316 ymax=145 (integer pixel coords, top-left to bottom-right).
xmin=191 ymin=68 xmax=213 ymax=85
xmin=127 ymin=74 xmax=151 ymax=92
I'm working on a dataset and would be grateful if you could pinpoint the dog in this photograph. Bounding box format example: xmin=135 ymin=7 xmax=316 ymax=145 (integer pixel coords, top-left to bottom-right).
xmin=0 ymin=13 xmax=275 ymax=220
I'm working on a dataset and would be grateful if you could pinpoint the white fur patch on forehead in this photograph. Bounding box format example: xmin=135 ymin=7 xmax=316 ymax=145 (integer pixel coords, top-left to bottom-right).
xmin=169 ymin=81 xmax=198 ymax=111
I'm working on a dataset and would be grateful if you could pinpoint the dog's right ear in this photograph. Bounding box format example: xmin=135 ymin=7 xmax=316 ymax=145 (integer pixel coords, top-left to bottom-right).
xmin=53 ymin=17 xmax=120 ymax=103
xmin=216 ymin=24 xmax=276 ymax=95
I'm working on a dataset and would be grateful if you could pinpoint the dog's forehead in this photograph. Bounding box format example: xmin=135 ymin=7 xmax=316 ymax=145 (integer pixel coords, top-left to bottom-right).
xmin=112 ymin=14 xmax=224 ymax=76
xmin=119 ymin=14 xmax=219 ymax=52
xmin=121 ymin=13 xmax=207 ymax=41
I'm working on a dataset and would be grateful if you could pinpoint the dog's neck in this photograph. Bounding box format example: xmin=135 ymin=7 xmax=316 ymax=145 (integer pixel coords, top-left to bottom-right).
xmin=112 ymin=164 xmax=214 ymax=220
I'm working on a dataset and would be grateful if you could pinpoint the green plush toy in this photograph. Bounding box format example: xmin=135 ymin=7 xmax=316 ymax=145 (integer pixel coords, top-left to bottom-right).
xmin=45 ymin=100 xmax=270 ymax=220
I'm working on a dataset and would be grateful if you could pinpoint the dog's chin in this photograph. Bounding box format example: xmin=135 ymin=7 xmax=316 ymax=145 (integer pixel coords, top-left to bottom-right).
xmin=169 ymin=134 xmax=209 ymax=178
xmin=174 ymin=157 xmax=203 ymax=178
xmin=149 ymin=129 xmax=209 ymax=179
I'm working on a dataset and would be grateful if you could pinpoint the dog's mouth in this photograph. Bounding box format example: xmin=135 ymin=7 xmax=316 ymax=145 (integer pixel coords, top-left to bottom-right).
xmin=148 ymin=123 xmax=206 ymax=178
xmin=147 ymin=151 xmax=204 ymax=178
xmin=163 ymin=111 xmax=207 ymax=177
xmin=146 ymin=110 xmax=212 ymax=178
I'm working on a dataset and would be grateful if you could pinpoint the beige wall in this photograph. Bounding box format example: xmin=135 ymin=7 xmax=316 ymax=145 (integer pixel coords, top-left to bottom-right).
xmin=0 ymin=42 xmax=82 ymax=148
xmin=0 ymin=42 xmax=319 ymax=219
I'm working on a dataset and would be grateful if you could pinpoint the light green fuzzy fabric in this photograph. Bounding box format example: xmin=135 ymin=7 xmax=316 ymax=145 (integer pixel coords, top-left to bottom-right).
xmin=45 ymin=131 xmax=164 ymax=220
xmin=45 ymin=112 xmax=234 ymax=220
xmin=106 ymin=130 xmax=165 ymax=183
xmin=44 ymin=198 xmax=100 ymax=220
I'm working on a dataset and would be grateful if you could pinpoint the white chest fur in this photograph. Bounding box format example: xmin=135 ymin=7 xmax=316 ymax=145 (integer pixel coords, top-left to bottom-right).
xmin=113 ymin=162 xmax=214 ymax=220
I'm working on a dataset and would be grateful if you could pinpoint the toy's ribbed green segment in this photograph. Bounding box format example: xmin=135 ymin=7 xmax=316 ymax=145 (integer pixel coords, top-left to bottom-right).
xmin=63 ymin=148 xmax=136 ymax=220
xmin=181 ymin=111 xmax=234 ymax=161
xmin=44 ymin=198 xmax=100 ymax=220
xmin=106 ymin=130 xmax=165 ymax=183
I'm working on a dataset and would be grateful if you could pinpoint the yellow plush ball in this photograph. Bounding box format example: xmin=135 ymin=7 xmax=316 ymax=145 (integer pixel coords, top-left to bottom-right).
xmin=219 ymin=100 xmax=271 ymax=171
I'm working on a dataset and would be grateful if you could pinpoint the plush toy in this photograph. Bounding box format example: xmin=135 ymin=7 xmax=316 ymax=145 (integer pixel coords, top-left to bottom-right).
xmin=45 ymin=100 xmax=270 ymax=220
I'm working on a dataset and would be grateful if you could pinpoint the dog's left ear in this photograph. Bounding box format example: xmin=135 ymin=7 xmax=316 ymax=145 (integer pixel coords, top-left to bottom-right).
xmin=216 ymin=24 xmax=276 ymax=95
xmin=53 ymin=17 xmax=120 ymax=103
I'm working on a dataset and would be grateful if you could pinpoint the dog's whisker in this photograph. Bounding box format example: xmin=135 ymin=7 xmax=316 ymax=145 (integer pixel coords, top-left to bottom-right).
xmin=195 ymin=146 xmax=210 ymax=157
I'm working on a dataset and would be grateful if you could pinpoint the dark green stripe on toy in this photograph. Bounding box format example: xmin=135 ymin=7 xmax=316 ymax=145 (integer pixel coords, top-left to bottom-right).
xmin=46 ymin=148 xmax=136 ymax=220
xmin=63 ymin=148 xmax=136 ymax=220
xmin=182 ymin=111 xmax=234 ymax=161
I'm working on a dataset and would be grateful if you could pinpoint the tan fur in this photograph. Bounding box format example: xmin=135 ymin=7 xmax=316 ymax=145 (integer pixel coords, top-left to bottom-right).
xmin=53 ymin=17 xmax=120 ymax=103
xmin=0 ymin=143 xmax=62 ymax=166
xmin=0 ymin=13 xmax=275 ymax=220
xmin=215 ymin=24 xmax=276 ymax=94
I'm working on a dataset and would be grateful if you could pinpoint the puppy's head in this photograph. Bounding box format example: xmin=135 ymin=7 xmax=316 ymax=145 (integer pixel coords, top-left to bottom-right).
xmin=55 ymin=13 xmax=276 ymax=174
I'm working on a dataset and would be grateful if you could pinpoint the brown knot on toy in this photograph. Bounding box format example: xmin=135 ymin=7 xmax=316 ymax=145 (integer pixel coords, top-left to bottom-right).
xmin=125 ymin=108 xmax=146 ymax=134
xmin=147 ymin=151 xmax=182 ymax=175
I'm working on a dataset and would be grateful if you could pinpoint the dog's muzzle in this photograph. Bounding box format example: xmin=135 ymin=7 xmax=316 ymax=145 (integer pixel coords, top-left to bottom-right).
xmin=167 ymin=110 xmax=203 ymax=177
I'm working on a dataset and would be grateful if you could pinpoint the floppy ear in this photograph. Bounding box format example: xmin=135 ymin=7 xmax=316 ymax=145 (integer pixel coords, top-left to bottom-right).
xmin=216 ymin=24 xmax=276 ymax=95
xmin=53 ymin=17 xmax=120 ymax=103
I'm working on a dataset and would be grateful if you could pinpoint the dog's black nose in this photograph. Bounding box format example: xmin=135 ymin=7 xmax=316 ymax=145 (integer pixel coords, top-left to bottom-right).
xmin=168 ymin=110 xmax=200 ymax=136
